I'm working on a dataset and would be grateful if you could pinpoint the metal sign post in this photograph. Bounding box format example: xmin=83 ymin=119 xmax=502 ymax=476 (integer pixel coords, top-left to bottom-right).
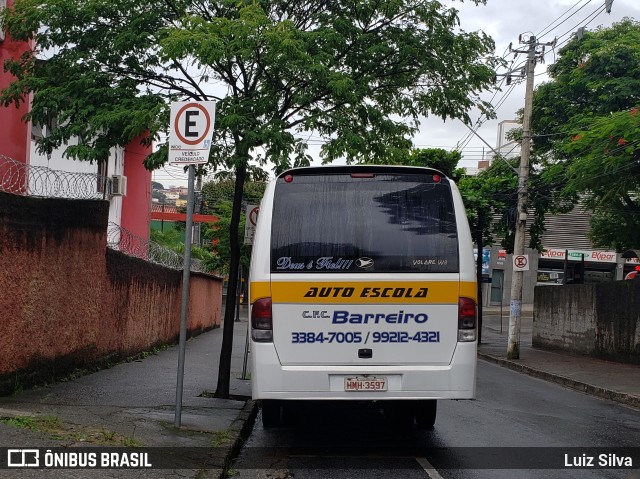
xmin=169 ymin=101 xmax=216 ymax=428
xmin=175 ymin=164 xmax=195 ymax=427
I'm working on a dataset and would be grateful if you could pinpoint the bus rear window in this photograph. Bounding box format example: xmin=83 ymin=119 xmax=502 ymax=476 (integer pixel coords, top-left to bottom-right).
xmin=270 ymin=173 xmax=459 ymax=273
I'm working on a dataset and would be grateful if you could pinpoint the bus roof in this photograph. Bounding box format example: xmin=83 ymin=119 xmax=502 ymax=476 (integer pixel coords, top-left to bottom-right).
xmin=277 ymin=165 xmax=447 ymax=179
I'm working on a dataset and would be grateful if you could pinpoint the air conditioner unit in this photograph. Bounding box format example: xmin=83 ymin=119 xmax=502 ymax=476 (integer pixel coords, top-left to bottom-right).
xmin=111 ymin=175 xmax=128 ymax=196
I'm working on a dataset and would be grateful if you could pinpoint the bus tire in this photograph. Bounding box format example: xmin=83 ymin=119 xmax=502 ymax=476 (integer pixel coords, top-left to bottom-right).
xmin=415 ymin=400 xmax=437 ymax=428
xmin=262 ymin=400 xmax=281 ymax=428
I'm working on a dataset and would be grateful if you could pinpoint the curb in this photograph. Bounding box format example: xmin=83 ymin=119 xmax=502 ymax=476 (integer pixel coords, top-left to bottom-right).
xmin=478 ymin=353 xmax=640 ymax=410
xmin=219 ymin=400 xmax=259 ymax=479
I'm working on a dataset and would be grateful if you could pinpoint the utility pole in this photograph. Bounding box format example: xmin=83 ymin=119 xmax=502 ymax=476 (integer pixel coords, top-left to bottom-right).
xmin=505 ymin=34 xmax=554 ymax=359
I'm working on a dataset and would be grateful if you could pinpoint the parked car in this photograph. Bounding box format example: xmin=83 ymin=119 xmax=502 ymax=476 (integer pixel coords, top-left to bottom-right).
xmin=624 ymin=265 xmax=640 ymax=280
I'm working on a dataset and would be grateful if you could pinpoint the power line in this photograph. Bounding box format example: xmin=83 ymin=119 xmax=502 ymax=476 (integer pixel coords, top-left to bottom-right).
xmin=554 ymin=2 xmax=607 ymax=48
xmin=457 ymin=81 xmax=520 ymax=152
xmin=536 ymin=0 xmax=594 ymax=39
xmin=455 ymin=38 xmax=531 ymax=149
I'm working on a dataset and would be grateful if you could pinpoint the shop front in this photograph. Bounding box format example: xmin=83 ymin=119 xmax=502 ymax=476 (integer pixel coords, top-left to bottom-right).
xmin=538 ymin=248 xmax=618 ymax=285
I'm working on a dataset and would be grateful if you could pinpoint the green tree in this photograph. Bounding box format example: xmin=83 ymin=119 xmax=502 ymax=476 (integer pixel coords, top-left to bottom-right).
xmin=2 ymin=0 xmax=499 ymax=398
xmin=150 ymin=227 xmax=215 ymax=266
xmin=458 ymin=156 xmax=552 ymax=254
xmin=531 ymin=19 xmax=640 ymax=250
xmin=201 ymin=174 xmax=267 ymax=275
xmin=398 ymin=148 xmax=466 ymax=181
xmin=383 ymin=147 xmax=551 ymax=253
xmin=458 ymin=161 xmax=517 ymax=251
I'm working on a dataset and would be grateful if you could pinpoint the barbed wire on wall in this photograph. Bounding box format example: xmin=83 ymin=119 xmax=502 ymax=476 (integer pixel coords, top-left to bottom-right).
xmin=0 ymin=155 xmax=207 ymax=274
xmin=107 ymin=222 xmax=207 ymax=273
xmin=0 ymin=155 xmax=113 ymax=200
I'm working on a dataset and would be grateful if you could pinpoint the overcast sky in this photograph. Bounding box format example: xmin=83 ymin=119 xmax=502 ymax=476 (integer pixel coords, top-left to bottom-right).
xmin=153 ymin=0 xmax=640 ymax=186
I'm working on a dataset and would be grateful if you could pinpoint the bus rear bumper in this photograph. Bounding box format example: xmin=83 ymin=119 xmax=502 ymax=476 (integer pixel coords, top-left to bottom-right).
xmin=251 ymin=342 xmax=477 ymax=401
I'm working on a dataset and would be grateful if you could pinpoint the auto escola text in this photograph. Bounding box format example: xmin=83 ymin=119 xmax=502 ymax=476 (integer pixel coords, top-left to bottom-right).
xmin=304 ymin=286 xmax=428 ymax=298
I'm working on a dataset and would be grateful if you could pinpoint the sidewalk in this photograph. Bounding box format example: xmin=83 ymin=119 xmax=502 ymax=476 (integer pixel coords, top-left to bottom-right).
xmin=479 ymin=306 xmax=640 ymax=409
xmin=0 ymin=313 xmax=256 ymax=478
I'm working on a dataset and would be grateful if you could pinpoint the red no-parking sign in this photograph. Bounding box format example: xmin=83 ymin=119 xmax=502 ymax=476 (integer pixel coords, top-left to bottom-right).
xmin=513 ymin=254 xmax=530 ymax=271
xmin=168 ymin=101 xmax=216 ymax=165
xmin=244 ymin=204 xmax=259 ymax=245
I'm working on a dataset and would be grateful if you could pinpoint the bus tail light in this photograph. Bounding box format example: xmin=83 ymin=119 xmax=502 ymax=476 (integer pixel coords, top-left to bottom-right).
xmin=458 ymin=297 xmax=477 ymax=342
xmin=252 ymin=297 xmax=273 ymax=342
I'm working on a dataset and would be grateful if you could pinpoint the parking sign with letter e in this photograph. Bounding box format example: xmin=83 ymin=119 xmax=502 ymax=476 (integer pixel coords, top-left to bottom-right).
xmin=168 ymin=101 xmax=216 ymax=165
xmin=513 ymin=254 xmax=529 ymax=271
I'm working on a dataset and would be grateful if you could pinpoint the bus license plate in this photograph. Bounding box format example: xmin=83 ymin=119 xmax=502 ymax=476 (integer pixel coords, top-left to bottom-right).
xmin=344 ymin=377 xmax=387 ymax=392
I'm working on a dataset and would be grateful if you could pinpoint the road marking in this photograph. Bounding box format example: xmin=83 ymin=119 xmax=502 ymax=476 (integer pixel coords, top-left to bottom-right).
xmin=415 ymin=456 xmax=444 ymax=479
xmin=285 ymin=453 xmax=445 ymax=477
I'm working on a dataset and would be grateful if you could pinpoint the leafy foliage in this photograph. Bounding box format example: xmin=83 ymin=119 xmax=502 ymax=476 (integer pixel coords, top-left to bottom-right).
xmin=459 ymin=158 xmax=518 ymax=250
xmin=531 ymin=19 xmax=640 ymax=249
xmin=150 ymin=226 xmax=217 ymax=267
xmin=151 ymin=190 xmax=167 ymax=203
xmin=396 ymin=148 xmax=466 ymax=182
xmin=200 ymin=175 xmax=267 ymax=275
xmin=390 ymin=148 xmax=550 ymax=253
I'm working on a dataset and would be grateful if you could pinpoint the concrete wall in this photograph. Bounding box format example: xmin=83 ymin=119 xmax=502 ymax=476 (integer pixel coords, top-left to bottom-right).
xmin=533 ymin=281 xmax=640 ymax=364
xmin=0 ymin=192 xmax=222 ymax=394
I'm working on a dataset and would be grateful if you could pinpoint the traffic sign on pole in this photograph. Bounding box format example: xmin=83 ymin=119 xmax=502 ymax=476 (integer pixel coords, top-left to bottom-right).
xmin=513 ymin=254 xmax=529 ymax=272
xmin=169 ymin=101 xmax=216 ymax=165
xmin=170 ymin=101 xmax=216 ymax=427
xmin=244 ymin=204 xmax=259 ymax=245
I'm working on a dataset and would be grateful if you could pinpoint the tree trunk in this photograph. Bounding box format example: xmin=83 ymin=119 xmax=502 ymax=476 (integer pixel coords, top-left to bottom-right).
xmin=214 ymin=156 xmax=247 ymax=399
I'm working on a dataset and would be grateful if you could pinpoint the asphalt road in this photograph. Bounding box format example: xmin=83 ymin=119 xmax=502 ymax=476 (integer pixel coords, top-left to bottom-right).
xmin=231 ymin=360 xmax=640 ymax=479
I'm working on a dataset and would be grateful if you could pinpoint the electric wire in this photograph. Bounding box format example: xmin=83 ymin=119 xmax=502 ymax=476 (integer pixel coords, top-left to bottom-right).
xmin=536 ymin=0 xmax=594 ymax=40
xmin=553 ymin=2 xmax=607 ymax=48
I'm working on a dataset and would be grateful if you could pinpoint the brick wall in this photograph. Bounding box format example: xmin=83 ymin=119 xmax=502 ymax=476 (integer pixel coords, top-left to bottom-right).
xmin=0 ymin=192 xmax=222 ymax=393
xmin=533 ymin=281 xmax=640 ymax=364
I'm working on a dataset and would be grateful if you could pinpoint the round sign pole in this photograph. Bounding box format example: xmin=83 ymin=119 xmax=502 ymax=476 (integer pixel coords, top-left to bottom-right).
xmin=175 ymin=164 xmax=196 ymax=428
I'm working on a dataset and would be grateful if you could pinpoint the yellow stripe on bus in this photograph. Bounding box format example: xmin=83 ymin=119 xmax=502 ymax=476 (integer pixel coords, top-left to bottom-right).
xmin=250 ymin=281 xmax=476 ymax=304
xmin=250 ymin=281 xmax=271 ymax=303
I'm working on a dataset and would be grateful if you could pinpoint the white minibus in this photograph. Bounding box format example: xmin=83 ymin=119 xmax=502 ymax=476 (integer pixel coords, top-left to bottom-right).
xmin=249 ymin=165 xmax=477 ymax=427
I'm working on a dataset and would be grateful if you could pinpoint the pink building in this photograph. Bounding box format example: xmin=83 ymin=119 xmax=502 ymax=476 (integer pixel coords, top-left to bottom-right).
xmin=0 ymin=0 xmax=152 ymax=240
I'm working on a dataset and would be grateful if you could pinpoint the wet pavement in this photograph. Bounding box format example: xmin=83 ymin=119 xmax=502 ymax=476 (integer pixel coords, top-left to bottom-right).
xmin=479 ymin=306 xmax=640 ymax=409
